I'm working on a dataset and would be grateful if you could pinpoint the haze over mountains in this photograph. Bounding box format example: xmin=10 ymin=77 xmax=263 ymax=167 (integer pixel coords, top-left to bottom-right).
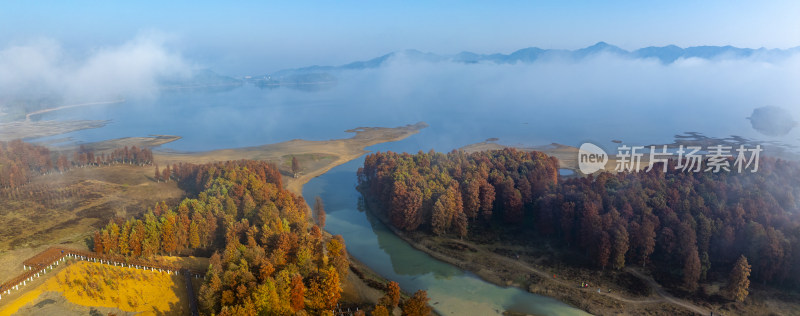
xmin=268 ymin=42 xmax=800 ymax=76
xmin=4 ymin=40 xmax=798 ymax=120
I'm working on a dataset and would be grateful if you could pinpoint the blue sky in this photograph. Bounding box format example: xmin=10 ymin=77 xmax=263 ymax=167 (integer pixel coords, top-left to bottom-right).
xmin=2 ymin=1 xmax=799 ymax=74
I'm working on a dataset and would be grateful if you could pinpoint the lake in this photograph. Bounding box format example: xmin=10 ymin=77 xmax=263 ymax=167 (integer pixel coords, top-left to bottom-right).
xmin=29 ymin=63 xmax=798 ymax=314
xmin=34 ymin=61 xmax=796 ymax=155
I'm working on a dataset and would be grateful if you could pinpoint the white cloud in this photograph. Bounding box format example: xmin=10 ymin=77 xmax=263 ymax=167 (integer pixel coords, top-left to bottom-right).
xmin=329 ymin=50 xmax=800 ymax=147
xmin=0 ymin=32 xmax=192 ymax=101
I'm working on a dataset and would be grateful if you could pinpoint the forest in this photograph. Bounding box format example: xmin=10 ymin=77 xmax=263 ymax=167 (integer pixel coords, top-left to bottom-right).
xmin=0 ymin=139 xmax=153 ymax=188
xmin=95 ymin=159 xmax=431 ymax=315
xmin=358 ymin=148 xmax=800 ymax=298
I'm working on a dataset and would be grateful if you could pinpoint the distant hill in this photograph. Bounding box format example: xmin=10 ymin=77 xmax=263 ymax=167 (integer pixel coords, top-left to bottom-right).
xmin=249 ymin=72 xmax=336 ymax=91
xmin=158 ymin=69 xmax=243 ymax=90
xmin=263 ymin=42 xmax=800 ymax=77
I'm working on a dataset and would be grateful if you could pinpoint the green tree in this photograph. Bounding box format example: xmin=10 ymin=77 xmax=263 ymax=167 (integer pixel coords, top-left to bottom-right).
xmin=143 ymin=212 xmax=161 ymax=256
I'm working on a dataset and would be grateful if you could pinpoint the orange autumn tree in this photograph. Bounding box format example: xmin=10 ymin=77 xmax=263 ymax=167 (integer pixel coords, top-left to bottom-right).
xmin=326 ymin=235 xmax=349 ymax=277
xmin=93 ymin=231 xmax=104 ymax=253
xmin=289 ymin=273 xmax=305 ymax=312
xmin=92 ymin=160 xmax=348 ymax=315
xmin=0 ymin=140 xmax=151 ymax=188
xmin=161 ymin=213 xmax=178 ymax=255
xmin=320 ymin=266 xmax=341 ymax=310
xmin=360 ymin=148 xmax=800 ymax=292
xmin=379 ymin=281 xmax=401 ymax=308
xmin=372 ymin=305 xmax=390 ymax=316
xmin=401 ymin=290 xmax=431 ymax=316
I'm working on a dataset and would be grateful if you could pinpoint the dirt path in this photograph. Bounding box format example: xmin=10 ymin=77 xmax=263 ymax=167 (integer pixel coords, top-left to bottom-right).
xmin=489 ymin=245 xmax=662 ymax=304
xmin=403 ymin=233 xmax=710 ymax=315
xmin=448 ymin=239 xmax=664 ymax=304
xmin=625 ymin=268 xmax=710 ymax=315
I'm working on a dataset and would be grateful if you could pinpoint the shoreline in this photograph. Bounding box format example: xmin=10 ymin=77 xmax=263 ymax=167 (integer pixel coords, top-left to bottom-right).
xmin=0 ymin=122 xmax=428 ymax=312
xmin=360 ymin=195 xmax=701 ymax=315
xmin=363 ymin=142 xmax=800 ymax=316
xmin=50 ymin=135 xmax=183 ymax=154
xmin=0 ymin=120 xmax=109 ymax=142
xmin=153 ymin=122 xmax=428 ymax=195
xmin=361 ymin=141 xmax=711 ymax=315
xmin=150 ymin=122 xmax=429 ymax=306
xmin=24 ymin=99 xmax=126 ymax=122
xmin=9 ymin=126 xmax=786 ymax=315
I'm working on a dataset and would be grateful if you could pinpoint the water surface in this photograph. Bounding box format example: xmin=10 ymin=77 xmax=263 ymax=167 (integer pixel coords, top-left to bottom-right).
xmin=28 ymin=64 xmax=798 ymax=314
xmin=303 ymin=156 xmax=590 ymax=316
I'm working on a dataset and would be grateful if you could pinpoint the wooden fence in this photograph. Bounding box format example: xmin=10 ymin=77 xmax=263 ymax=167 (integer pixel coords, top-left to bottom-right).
xmin=1 ymin=246 xmax=203 ymax=315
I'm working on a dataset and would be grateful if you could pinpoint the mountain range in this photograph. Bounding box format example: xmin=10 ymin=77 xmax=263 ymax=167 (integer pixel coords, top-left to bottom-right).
xmin=268 ymin=42 xmax=800 ymax=77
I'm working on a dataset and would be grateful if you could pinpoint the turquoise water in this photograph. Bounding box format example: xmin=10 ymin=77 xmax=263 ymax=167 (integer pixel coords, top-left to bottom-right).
xmin=303 ymin=156 xmax=590 ymax=316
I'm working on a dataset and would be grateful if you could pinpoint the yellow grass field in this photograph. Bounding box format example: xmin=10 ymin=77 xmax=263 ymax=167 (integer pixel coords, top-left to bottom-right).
xmin=0 ymin=261 xmax=190 ymax=315
xmin=0 ymin=290 xmax=44 ymax=316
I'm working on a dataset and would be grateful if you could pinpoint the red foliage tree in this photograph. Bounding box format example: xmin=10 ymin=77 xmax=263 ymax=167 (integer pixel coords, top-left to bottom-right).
xmin=289 ymin=274 xmax=305 ymax=312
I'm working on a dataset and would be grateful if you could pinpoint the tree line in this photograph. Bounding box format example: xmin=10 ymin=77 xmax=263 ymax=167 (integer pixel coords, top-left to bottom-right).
xmin=359 ymin=149 xmax=559 ymax=236
xmin=93 ymin=160 xmax=345 ymax=314
xmin=0 ymin=139 xmax=153 ymax=189
xmin=358 ymin=148 xmax=800 ymax=298
xmin=97 ymin=159 xmax=433 ymax=315
xmin=74 ymin=145 xmax=154 ymax=167
xmin=94 ymin=159 xmax=434 ymax=315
